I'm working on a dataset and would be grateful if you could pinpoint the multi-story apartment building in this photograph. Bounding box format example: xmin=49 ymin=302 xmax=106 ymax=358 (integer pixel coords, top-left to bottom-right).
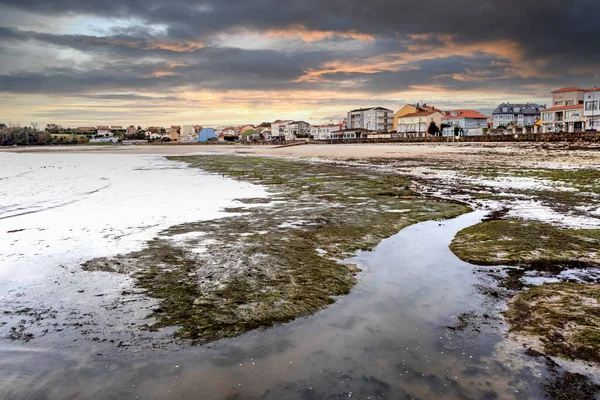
xmin=584 ymin=87 xmax=600 ymax=131
xmin=347 ymin=107 xmax=394 ymax=132
xmin=540 ymin=87 xmax=587 ymax=133
xmin=287 ymin=121 xmax=311 ymax=139
xmin=491 ymin=103 xmax=544 ymax=128
xmin=396 ymin=110 xmax=445 ymax=137
xmin=441 ymin=110 xmax=489 ymax=136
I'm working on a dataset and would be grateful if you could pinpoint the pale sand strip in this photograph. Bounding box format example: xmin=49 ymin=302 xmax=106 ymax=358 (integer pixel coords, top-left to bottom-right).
xmin=3 ymin=142 xmax=600 ymax=168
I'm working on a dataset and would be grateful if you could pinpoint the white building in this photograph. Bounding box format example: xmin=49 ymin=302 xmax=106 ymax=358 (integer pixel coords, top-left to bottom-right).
xmin=96 ymin=126 xmax=112 ymax=137
xmin=178 ymin=125 xmax=197 ymax=142
xmin=491 ymin=103 xmax=544 ymax=128
xmin=269 ymin=120 xmax=291 ymax=140
xmin=181 ymin=125 xmax=195 ymax=136
xmin=584 ymin=88 xmax=600 ymax=131
xmin=347 ymin=107 xmax=394 ymax=132
xmin=442 ymin=110 xmax=489 ymax=136
xmin=310 ymin=124 xmax=343 ymax=140
xmin=270 ymin=120 xmax=310 ymax=141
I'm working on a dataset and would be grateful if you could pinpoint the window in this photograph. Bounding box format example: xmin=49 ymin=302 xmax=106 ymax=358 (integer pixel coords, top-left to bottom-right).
xmin=585 ymin=101 xmax=599 ymax=111
xmin=554 ymin=101 xmax=564 ymax=106
xmin=566 ymin=100 xmax=574 ymax=106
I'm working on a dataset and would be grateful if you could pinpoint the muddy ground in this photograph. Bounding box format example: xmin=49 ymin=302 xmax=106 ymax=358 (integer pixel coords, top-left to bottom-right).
xmin=82 ymin=155 xmax=469 ymax=342
xmin=4 ymin=143 xmax=600 ymax=399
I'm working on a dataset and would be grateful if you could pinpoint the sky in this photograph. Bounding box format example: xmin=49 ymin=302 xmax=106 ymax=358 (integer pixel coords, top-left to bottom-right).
xmin=0 ymin=0 xmax=599 ymax=128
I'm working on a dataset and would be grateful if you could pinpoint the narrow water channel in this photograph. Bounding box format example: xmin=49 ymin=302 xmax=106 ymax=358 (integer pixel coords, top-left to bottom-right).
xmin=1 ymin=211 xmax=556 ymax=399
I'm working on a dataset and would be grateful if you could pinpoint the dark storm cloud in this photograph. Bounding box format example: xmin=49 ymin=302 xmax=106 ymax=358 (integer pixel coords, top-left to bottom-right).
xmin=0 ymin=0 xmax=599 ymax=99
xmin=2 ymin=0 xmax=599 ymax=55
xmin=0 ymin=44 xmax=332 ymax=94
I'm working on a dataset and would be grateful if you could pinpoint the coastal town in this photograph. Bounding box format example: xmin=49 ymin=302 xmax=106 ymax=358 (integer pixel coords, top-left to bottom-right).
xmin=1 ymin=86 xmax=599 ymax=146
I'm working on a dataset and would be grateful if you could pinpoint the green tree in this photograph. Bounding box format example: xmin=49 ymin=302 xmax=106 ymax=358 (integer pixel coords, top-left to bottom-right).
xmin=454 ymin=126 xmax=464 ymax=136
xmin=427 ymin=121 xmax=439 ymax=136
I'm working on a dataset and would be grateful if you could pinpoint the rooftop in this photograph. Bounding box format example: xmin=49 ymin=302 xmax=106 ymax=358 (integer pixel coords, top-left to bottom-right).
xmin=400 ymin=110 xmax=439 ymax=119
xmin=443 ymin=110 xmax=489 ymax=119
xmin=492 ymin=103 xmax=544 ymax=115
xmin=552 ymin=87 xmax=587 ymax=93
xmin=349 ymin=106 xmax=393 ymax=113
xmin=543 ymin=104 xmax=584 ymax=112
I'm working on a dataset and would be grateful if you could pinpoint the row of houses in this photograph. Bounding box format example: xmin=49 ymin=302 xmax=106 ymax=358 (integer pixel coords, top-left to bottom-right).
xmin=71 ymin=85 xmax=600 ymax=143
xmin=302 ymin=86 xmax=598 ymax=140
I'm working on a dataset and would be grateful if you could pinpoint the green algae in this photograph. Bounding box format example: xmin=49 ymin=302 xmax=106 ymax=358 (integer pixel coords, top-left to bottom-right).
xmin=450 ymin=219 xmax=600 ymax=365
xmin=505 ymin=282 xmax=600 ymax=364
xmin=450 ymin=219 xmax=600 ymax=267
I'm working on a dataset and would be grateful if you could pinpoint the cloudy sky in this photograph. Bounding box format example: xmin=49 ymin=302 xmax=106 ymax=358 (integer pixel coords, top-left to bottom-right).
xmin=0 ymin=0 xmax=598 ymax=127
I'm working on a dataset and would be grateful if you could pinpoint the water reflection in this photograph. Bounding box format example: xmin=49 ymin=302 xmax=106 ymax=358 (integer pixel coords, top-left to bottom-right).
xmin=1 ymin=212 xmax=551 ymax=399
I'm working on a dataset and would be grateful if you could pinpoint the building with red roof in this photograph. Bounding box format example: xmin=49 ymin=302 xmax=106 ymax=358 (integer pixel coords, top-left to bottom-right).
xmin=442 ymin=110 xmax=489 ymax=136
xmin=540 ymin=86 xmax=590 ymax=133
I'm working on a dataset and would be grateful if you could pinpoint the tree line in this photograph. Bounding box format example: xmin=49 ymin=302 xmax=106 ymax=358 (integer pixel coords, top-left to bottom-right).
xmin=0 ymin=124 xmax=87 ymax=146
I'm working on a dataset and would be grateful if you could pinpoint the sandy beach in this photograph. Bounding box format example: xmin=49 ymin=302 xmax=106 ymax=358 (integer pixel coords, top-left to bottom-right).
xmin=5 ymin=142 xmax=600 ymax=168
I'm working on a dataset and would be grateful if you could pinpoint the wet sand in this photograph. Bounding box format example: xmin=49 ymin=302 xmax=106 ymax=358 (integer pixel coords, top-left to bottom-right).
xmin=6 ymin=142 xmax=600 ymax=168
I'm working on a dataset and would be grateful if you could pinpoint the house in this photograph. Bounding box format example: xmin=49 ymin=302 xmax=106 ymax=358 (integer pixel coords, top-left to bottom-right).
xmin=269 ymin=120 xmax=310 ymax=140
xmin=392 ymin=103 xmax=441 ymax=131
xmin=584 ymin=87 xmax=600 ymax=131
xmin=181 ymin=125 xmax=195 ymax=136
xmin=126 ymin=126 xmax=137 ymax=135
xmin=96 ymin=126 xmax=112 ymax=137
xmin=540 ymin=87 xmax=588 ymax=133
xmin=347 ymin=107 xmax=394 ymax=132
xmin=77 ymin=127 xmax=97 ymax=134
xmin=287 ymin=121 xmax=311 ymax=139
xmin=198 ymin=128 xmax=218 ymax=142
xmin=442 ymin=110 xmax=489 ymax=136
xmin=110 ymin=126 xmax=125 ymax=135
xmin=240 ymin=125 xmax=255 ymax=133
xmin=146 ymin=126 xmax=164 ymax=134
xmin=310 ymin=124 xmax=344 ymax=140
xmin=147 ymin=132 xmax=163 ymax=140
xmin=222 ymin=127 xmax=238 ymax=141
xmin=269 ymin=121 xmax=291 ymax=140
xmin=179 ymin=125 xmax=197 ymax=142
xmin=163 ymin=127 xmax=180 ymax=142
xmin=491 ymin=103 xmax=544 ymax=128
xmin=396 ymin=110 xmax=445 ymax=137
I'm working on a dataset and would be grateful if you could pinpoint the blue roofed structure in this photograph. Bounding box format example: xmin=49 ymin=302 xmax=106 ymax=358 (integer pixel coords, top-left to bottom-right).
xmin=198 ymin=128 xmax=218 ymax=142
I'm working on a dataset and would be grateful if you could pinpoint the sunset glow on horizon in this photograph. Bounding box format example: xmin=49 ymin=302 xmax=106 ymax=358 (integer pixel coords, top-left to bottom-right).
xmin=1 ymin=0 xmax=598 ymax=127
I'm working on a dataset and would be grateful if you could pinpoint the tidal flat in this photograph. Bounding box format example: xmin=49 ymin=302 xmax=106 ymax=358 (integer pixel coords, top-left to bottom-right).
xmin=83 ymin=155 xmax=470 ymax=342
xmin=3 ymin=146 xmax=600 ymax=399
